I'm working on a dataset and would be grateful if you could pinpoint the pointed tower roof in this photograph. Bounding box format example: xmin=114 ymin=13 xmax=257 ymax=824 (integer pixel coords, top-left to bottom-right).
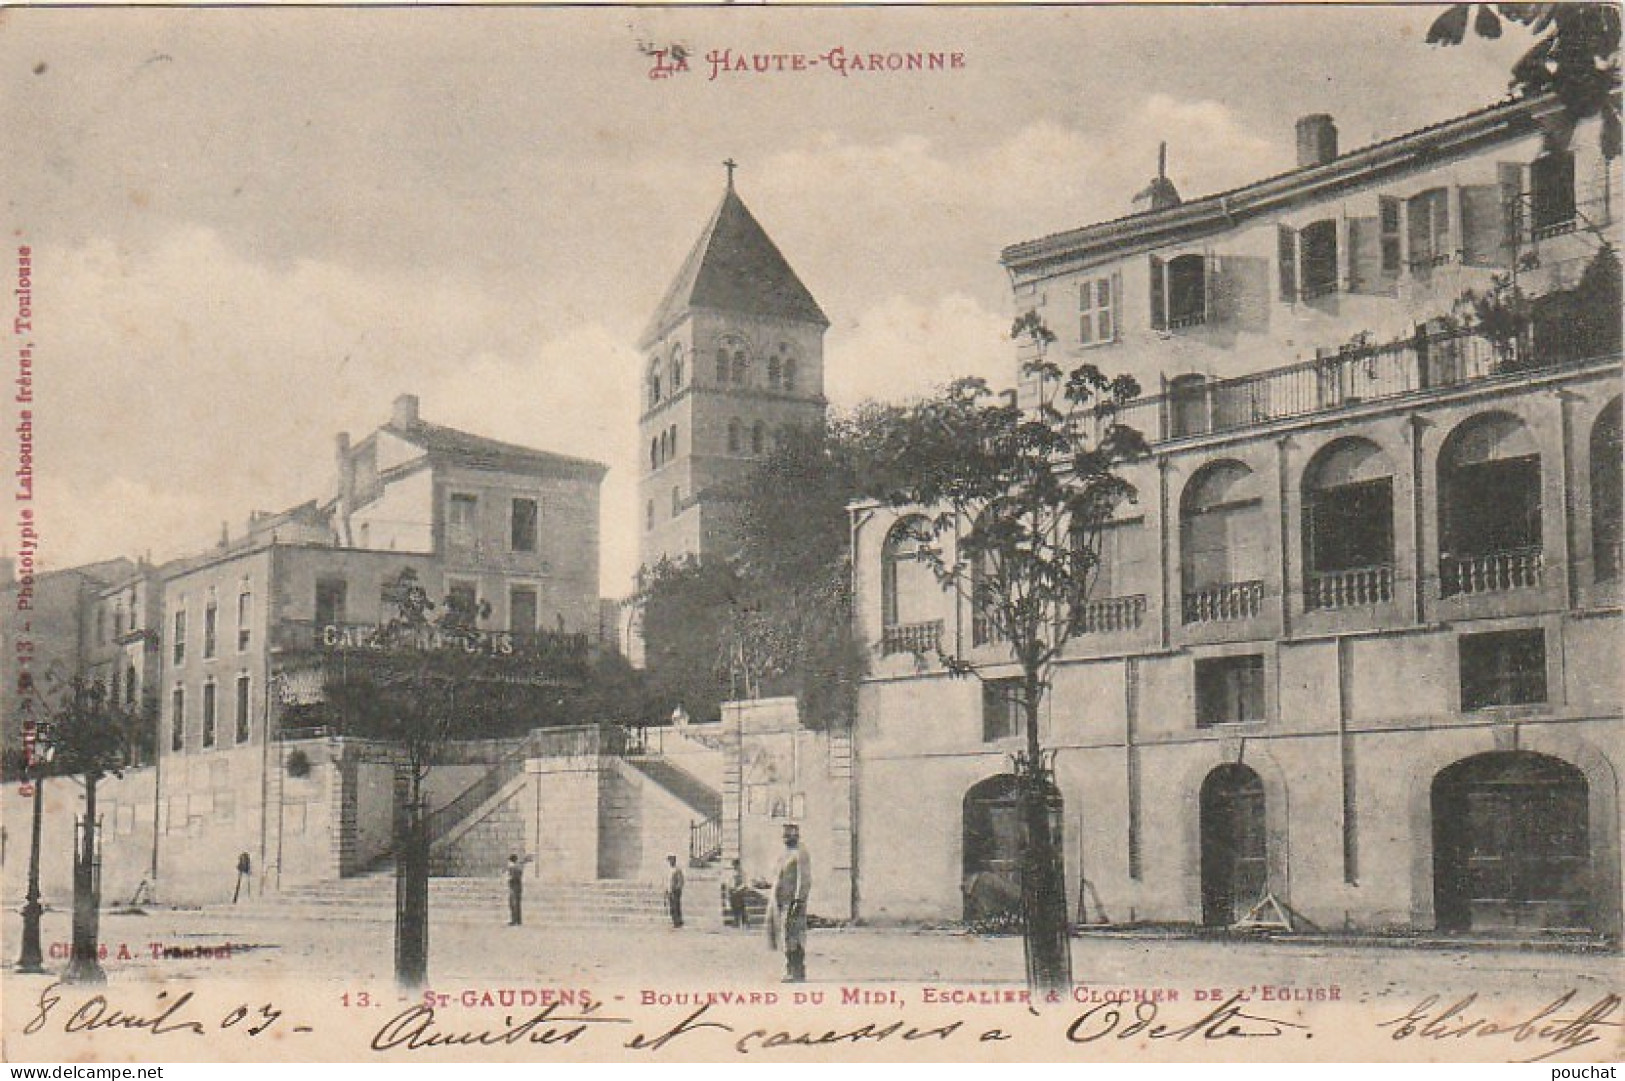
xmin=640 ymin=175 xmax=829 ymax=348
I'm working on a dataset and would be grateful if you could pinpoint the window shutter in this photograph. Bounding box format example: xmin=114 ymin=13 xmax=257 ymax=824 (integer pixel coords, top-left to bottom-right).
xmin=1460 ymin=185 xmax=1505 ymax=266
xmin=1111 ymin=271 xmax=1123 ymax=341
xmin=1498 ymin=162 xmax=1528 ymax=251
xmin=1277 ymin=224 xmax=1297 ymax=301
xmin=1149 ymin=255 xmax=1166 ymax=330
xmin=1204 ymin=251 xmax=1219 ymax=324
xmin=1347 ymin=217 xmax=1387 ymax=294
xmin=1378 ymin=196 xmax=1402 ymax=277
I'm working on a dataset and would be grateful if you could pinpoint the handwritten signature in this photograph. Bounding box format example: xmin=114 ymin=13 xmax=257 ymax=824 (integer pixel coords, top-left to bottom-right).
xmin=23 ymin=981 xmax=308 ymax=1039
xmin=1379 ymin=990 xmax=1622 ymax=1062
xmin=1066 ymin=993 xmax=1310 ymax=1044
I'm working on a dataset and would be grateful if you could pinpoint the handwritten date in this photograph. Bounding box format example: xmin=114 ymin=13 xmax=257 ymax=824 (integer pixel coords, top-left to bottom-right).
xmin=24 ymin=982 xmax=305 ymax=1039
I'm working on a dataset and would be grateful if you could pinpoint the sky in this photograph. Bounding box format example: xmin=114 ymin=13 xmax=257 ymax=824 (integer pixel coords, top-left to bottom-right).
xmin=0 ymin=4 xmax=1531 ymax=594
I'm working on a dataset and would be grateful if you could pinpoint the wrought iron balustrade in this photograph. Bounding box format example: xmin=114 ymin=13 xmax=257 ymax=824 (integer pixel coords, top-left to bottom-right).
xmin=1090 ymin=329 xmax=1596 ymax=446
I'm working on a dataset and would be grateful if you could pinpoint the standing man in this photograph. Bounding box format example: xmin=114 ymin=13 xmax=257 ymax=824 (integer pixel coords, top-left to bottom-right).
xmin=728 ymin=858 xmax=750 ymax=928
xmin=773 ymin=823 xmax=811 ymax=982
xmin=506 ymin=853 xmax=526 ymax=926
xmin=665 ymin=854 xmax=685 ymax=928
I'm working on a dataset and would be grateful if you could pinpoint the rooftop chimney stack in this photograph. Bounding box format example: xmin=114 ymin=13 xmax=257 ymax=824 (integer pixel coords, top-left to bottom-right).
xmin=392 ymin=393 xmax=420 ymax=428
xmin=1296 ymin=114 xmax=1338 ymax=168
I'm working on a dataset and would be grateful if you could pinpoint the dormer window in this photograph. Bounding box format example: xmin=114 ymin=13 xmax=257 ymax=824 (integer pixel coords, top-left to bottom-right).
xmin=1529 ymin=150 xmax=1577 ymax=237
xmin=1151 ymin=254 xmax=1207 ymax=330
xmin=1299 ymin=219 xmax=1339 ymax=299
xmin=1406 ymin=188 xmax=1450 ymax=270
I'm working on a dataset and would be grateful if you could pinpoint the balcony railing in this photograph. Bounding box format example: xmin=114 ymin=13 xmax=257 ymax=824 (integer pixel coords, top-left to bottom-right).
xmin=881 ymin=620 xmax=944 ymax=656
xmin=1182 ymin=580 xmax=1265 ymax=624
xmin=1095 ymin=329 xmax=1590 ymax=446
xmin=1074 ymin=594 xmax=1147 ymax=634
xmin=1305 ymin=565 xmax=1394 ymax=610
xmin=1167 ymin=309 xmax=1208 ymax=331
xmin=1440 ymin=548 xmax=1544 ymax=597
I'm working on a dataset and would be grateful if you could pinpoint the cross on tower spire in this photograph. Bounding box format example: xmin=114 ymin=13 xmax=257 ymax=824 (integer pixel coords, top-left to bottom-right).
xmin=723 ymin=158 xmax=738 ymax=190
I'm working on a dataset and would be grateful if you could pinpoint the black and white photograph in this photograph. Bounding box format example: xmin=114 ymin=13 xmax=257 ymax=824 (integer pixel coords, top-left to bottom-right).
xmin=0 ymin=2 xmax=1620 ymax=1064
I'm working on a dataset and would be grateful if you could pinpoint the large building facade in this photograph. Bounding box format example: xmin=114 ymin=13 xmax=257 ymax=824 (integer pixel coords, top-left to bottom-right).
xmin=2 ymin=395 xmax=609 ymax=905
xmin=852 ymin=96 xmax=1622 ymax=938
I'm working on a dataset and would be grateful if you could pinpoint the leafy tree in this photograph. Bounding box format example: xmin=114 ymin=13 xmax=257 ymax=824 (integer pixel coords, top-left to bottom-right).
xmin=639 ymin=404 xmax=922 ymax=731
xmin=37 ymin=673 xmax=136 ymax=984
xmin=879 ymin=314 xmax=1147 ymax=994
xmin=1428 ymin=3 xmax=1621 ymax=157
xmin=312 ymin=567 xmax=594 ymax=987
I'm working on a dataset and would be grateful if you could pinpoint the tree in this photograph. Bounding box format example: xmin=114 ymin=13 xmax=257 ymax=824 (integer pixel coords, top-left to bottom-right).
xmin=313 ymin=567 xmax=583 ymax=987
xmin=38 ymin=673 xmax=135 ymax=984
xmin=879 ymin=314 xmax=1147 ymax=994
xmin=1428 ymin=3 xmax=1621 ymax=157
xmin=639 ymin=405 xmax=920 ymax=730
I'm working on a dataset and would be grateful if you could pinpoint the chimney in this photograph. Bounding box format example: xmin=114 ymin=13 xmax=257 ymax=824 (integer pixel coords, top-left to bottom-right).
xmin=1296 ymin=114 xmax=1338 ymax=168
xmin=334 ymin=431 xmax=354 ymax=548
xmin=391 ymin=393 xmax=420 ymax=428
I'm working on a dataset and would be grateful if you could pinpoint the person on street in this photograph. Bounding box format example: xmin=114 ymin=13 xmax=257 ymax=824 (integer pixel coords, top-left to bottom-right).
xmin=728 ymin=858 xmax=750 ymax=928
xmin=772 ymin=823 xmax=811 ymax=981
xmin=506 ymin=853 xmax=526 ymax=926
xmin=665 ymin=854 xmax=685 ymax=928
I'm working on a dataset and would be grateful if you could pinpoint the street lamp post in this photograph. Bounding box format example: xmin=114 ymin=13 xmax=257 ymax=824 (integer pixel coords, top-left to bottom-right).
xmin=15 ymin=772 xmax=47 ymax=974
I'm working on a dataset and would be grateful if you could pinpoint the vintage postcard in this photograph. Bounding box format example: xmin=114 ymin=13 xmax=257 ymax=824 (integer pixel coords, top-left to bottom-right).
xmin=1 ymin=2 xmax=1621 ymax=1064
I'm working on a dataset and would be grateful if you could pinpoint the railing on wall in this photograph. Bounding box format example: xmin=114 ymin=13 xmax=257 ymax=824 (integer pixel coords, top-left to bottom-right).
xmin=881 ymin=619 xmax=944 ymax=656
xmin=1440 ymin=548 xmax=1545 ymax=597
xmin=1073 ymin=594 xmax=1147 ymax=634
xmin=690 ymin=817 xmax=722 ymax=866
xmin=1182 ymin=580 xmax=1265 ymax=624
xmin=1097 ymin=330 xmax=1575 ymax=446
xmin=1306 ymin=565 xmax=1394 ymax=610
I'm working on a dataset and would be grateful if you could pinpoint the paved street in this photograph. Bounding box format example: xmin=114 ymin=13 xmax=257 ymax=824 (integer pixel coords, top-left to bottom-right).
xmin=5 ymin=904 xmax=1616 ymax=1004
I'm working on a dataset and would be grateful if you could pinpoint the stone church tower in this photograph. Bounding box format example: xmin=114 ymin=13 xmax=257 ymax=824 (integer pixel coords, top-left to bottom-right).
xmin=637 ymin=167 xmax=830 ymax=571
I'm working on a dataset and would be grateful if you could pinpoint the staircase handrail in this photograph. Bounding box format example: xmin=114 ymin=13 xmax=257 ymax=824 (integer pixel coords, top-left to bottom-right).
xmin=424 ymin=732 xmax=542 ymax=848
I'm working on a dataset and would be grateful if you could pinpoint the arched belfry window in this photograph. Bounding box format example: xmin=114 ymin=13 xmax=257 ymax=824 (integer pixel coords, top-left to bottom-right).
xmin=1438 ymin=412 xmax=1543 ymax=596
xmin=1303 ymin=438 xmax=1395 ymax=608
xmin=751 ymin=420 xmax=765 ymax=455
xmin=783 ymin=355 xmax=798 ymax=393
xmin=715 ymin=346 xmax=730 ymax=383
xmin=670 ymin=345 xmax=685 ymax=391
xmin=1180 ymin=461 xmax=1266 ymax=623
xmin=648 ymin=356 xmax=663 ymax=408
xmin=727 ymin=418 xmax=742 ymax=454
xmin=767 ymin=352 xmax=782 ymax=389
xmin=731 ymin=344 xmax=750 ymax=384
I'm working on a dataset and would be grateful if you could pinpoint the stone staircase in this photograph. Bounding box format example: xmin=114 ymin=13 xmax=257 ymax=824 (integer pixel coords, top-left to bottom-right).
xmin=223 ymin=868 xmax=700 ymax=928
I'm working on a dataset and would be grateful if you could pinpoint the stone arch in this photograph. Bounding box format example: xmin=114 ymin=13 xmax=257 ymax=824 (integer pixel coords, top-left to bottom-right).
xmin=1430 ymin=751 xmax=1592 ymax=931
xmin=1301 ymin=437 xmax=1397 ymax=608
xmin=1589 ymin=397 xmax=1622 ymax=582
xmin=1179 ymin=460 xmax=1266 ymax=621
xmin=1176 ymin=742 xmax=1292 ymax=924
xmin=1436 ymin=411 xmax=1543 ymax=595
xmin=881 ymin=515 xmax=936 ymax=629
xmin=961 ymin=773 xmax=1062 ymax=922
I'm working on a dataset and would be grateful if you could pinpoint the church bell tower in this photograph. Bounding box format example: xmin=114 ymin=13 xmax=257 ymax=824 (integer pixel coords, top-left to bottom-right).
xmin=637 ymin=163 xmax=830 ymax=572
